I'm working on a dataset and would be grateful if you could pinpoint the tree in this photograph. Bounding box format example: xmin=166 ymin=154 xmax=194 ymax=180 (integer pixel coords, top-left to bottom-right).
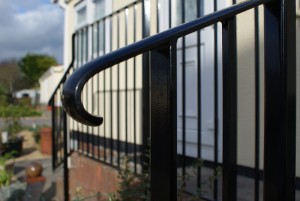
xmin=0 ymin=59 xmax=30 ymax=103
xmin=19 ymin=54 xmax=58 ymax=87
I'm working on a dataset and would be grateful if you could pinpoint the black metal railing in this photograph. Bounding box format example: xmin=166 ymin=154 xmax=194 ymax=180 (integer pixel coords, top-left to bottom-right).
xmin=49 ymin=1 xmax=147 ymax=200
xmin=55 ymin=0 xmax=296 ymax=201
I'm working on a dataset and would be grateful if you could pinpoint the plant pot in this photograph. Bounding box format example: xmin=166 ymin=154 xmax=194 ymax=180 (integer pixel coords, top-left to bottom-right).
xmin=40 ymin=127 xmax=52 ymax=155
xmin=4 ymin=137 xmax=23 ymax=157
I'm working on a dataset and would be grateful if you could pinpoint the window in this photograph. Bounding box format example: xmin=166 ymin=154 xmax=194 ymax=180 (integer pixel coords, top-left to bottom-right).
xmin=75 ymin=2 xmax=87 ymax=28
xmin=77 ymin=7 xmax=87 ymax=24
xmin=171 ymin=0 xmax=202 ymax=27
xmin=94 ymin=0 xmax=105 ymax=20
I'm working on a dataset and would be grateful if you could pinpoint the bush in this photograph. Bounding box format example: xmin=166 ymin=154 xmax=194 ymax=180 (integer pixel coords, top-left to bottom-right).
xmin=0 ymin=105 xmax=41 ymax=118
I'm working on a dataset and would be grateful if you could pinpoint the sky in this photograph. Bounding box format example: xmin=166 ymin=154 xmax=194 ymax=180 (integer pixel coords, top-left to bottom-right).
xmin=0 ymin=0 xmax=64 ymax=64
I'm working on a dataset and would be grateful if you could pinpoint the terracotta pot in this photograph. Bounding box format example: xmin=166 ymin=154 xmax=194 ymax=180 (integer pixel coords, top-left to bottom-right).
xmin=40 ymin=127 xmax=52 ymax=155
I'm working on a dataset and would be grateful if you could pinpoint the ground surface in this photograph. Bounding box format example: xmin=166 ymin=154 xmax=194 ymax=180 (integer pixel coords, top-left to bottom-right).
xmin=0 ymin=109 xmax=62 ymax=201
xmin=13 ymin=130 xmax=63 ymax=201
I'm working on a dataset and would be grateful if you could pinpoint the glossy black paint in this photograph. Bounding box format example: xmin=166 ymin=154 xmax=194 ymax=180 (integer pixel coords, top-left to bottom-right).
xmin=264 ymin=0 xmax=296 ymax=200
xmin=150 ymin=42 xmax=177 ymax=201
xmin=222 ymin=17 xmax=237 ymax=201
xmin=54 ymin=0 xmax=297 ymax=201
xmin=61 ymin=0 xmax=269 ymax=126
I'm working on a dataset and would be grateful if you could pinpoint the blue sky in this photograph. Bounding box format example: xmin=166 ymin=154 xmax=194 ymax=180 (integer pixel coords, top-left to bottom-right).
xmin=0 ymin=0 xmax=64 ymax=63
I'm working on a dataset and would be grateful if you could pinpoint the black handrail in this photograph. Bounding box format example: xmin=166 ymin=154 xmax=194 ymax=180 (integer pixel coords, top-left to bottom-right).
xmin=62 ymin=0 xmax=269 ymax=126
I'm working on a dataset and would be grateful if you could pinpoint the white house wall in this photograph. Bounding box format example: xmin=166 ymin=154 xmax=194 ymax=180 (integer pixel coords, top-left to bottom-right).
xmin=60 ymin=0 xmax=300 ymax=177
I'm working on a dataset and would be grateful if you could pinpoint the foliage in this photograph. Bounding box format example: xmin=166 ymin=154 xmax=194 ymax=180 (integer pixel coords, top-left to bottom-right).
xmin=1 ymin=107 xmax=24 ymax=142
xmin=19 ymin=54 xmax=57 ymax=87
xmin=3 ymin=116 xmax=22 ymax=137
xmin=0 ymin=105 xmax=41 ymax=118
xmin=177 ymin=159 xmax=222 ymax=201
xmin=0 ymin=86 xmax=7 ymax=106
xmin=71 ymin=186 xmax=102 ymax=201
xmin=0 ymin=59 xmax=30 ymax=103
xmin=117 ymin=157 xmax=148 ymax=201
xmin=0 ymin=151 xmax=16 ymax=189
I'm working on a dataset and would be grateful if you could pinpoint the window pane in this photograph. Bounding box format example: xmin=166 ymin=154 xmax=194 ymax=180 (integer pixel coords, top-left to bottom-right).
xmin=77 ymin=6 xmax=87 ymax=24
xmin=185 ymin=0 xmax=198 ymax=22
xmin=171 ymin=0 xmax=201 ymax=27
xmin=95 ymin=0 xmax=105 ymax=20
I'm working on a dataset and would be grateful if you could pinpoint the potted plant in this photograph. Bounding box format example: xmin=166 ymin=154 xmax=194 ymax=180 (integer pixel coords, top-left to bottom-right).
xmin=0 ymin=153 xmax=25 ymax=201
xmin=3 ymin=115 xmax=24 ymax=157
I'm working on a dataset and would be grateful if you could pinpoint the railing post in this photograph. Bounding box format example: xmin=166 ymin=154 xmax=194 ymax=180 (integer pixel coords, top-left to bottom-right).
xmin=222 ymin=17 xmax=237 ymax=201
xmin=264 ymin=0 xmax=296 ymax=200
xmin=150 ymin=42 xmax=177 ymax=201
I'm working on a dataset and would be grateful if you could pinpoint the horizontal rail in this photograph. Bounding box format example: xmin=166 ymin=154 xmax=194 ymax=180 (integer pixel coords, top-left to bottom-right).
xmin=62 ymin=0 xmax=269 ymax=126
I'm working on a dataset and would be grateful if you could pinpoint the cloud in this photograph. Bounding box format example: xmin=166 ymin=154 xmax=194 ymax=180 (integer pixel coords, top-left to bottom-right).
xmin=0 ymin=0 xmax=64 ymax=63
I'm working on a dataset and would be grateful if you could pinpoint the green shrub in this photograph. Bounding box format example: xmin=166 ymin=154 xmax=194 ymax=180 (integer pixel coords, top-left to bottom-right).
xmin=0 ymin=105 xmax=41 ymax=118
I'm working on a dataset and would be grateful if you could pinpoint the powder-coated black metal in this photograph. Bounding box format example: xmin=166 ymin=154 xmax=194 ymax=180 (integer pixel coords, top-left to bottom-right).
xmin=62 ymin=110 xmax=69 ymax=201
xmin=196 ymin=0 xmax=202 ymax=190
xmin=222 ymin=17 xmax=237 ymax=201
xmin=141 ymin=0 xmax=151 ymax=176
xmin=51 ymin=98 xmax=55 ymax=170
xmin=213 ymin=0 xmax=219 ymax=199
xmin=181 ymin=0 xmax=187 ymax=187
xmin=56 ymin=0 xmax=296 ymax=200
xmin=61 ymin=0 xmax=269 ymax=126
xmin=263 ymin=0 xmax=296 ymax=200
xmin=254 ymin=6 xmax=260 ymax=201
xmin=150 ymin=42 xmax=177 ymax=201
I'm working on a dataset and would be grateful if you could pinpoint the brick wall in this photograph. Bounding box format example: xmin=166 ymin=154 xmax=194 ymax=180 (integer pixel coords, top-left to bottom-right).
xmin=69 ymin=152 xmax=119 ymax=200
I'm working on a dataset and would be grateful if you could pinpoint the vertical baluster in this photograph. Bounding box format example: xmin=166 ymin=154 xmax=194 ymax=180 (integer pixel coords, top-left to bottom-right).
xmin=51 ymin=96 xmax=56 ymax=170
xmin=72 ymin=33 xmax=76 ymax=152
xmin=110 ymin=16 xmax=114 ymax=165
xmin=91 ymin=24 xmax=95 ymax=158
xmin=63 ymin=104 xmax=69 ymax=201
xmin=222 ymin=17 xmax=237 ymax=201
xmin=181 ymin=0 xmax=186 ymax=186
xmin=96 ymin=21 xmax=100 ymax=160
xmin=125 ymin=8 xmax=128 ymax=156
xmin=86 ymin=27 xmax=89 ymax=155
xmin=197 ymin=0 xmax=202 ymax=191
xmin=117 ymin=11 xmax=120 ymax=167
xmin=254 ymin=6 xmax=260 ymax=201
xmin=133 ymin=3 xmax=137 ymax=174
xmin=103 ymin=19 xmax=107 ymax=162
xmin=213 ymin=0 xmax=219 ymax=199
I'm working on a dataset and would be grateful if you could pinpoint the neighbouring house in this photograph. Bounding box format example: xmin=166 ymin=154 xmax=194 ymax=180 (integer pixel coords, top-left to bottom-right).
xmin=39 ymin=65 xmax=64 ymax=105
xmin=15 ymin=89 xmax=39 ymax=105
xmin=51 ymin=0 xmax=300 ymax=200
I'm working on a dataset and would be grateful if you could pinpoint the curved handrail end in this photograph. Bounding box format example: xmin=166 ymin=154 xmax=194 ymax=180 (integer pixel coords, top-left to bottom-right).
xmin=61 ymin=69 xmax=103 ymax=127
